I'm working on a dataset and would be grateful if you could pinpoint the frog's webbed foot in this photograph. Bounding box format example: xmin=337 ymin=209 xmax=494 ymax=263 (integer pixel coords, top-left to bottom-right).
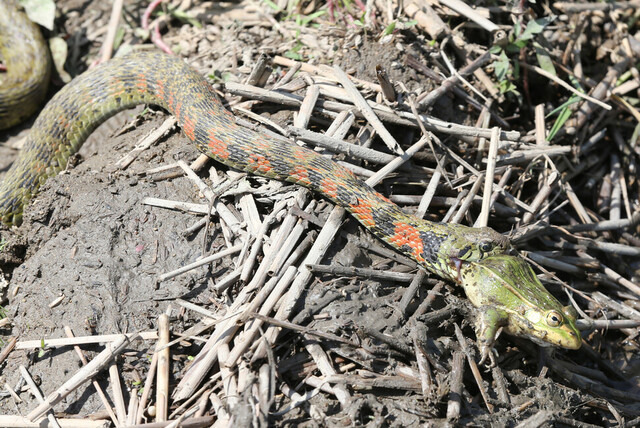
xmin=477 ymin=343 xmax=499 ymax=368
xmin=474 ymin=306 xmax=507 ymax=367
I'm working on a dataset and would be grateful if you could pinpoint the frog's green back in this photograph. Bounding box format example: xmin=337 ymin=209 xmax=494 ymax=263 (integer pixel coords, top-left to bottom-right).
xmin=473 ymin=255 xmax=564 ymax=310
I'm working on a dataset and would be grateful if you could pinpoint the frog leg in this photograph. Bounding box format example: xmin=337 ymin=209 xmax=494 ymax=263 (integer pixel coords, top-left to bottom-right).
xmin=475 ymin=306 xmax=509 ymax=366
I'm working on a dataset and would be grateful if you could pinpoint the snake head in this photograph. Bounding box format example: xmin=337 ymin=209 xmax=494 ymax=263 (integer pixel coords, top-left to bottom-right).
xmin=440 ymin=226 xmax=511 ymax=283
xmin=451 ymin=226 xmax=511 ymax=262
xmin=411 ymin=222 xmax=511 ymax=283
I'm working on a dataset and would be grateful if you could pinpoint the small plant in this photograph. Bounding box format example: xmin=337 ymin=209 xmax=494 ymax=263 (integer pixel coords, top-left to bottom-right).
xmin=263 ymin=0 xmax=330 ymax=62
xmin=377 ymin=19 xmax=417 ymax=38
xmin=208 ymin=71 xmax=234 ymax=84
xmin=546 ymin=92 xmax=581 ymax=141
xmin=490 ymin=16 xmax=556 ymax=98
xmin=38 ymin=338 xmax=46 ymax=358
xmin=284 ymin=40 xmax=305 ymax=61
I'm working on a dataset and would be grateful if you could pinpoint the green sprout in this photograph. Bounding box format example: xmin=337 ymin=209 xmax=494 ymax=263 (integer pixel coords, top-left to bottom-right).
xmin=490 ymin=16 xmax=556 ymax=97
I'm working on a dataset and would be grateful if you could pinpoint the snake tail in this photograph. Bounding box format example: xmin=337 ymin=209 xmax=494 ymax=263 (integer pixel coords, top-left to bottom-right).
xmin=0 ymin=0 xmax=51 ymax=130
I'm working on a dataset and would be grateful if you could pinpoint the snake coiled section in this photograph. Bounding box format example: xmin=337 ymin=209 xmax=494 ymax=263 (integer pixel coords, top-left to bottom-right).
xmin=0 ymin=50 xmax=509 ymax=278
xmin=0 ymin=0 xmax=51 ymax=130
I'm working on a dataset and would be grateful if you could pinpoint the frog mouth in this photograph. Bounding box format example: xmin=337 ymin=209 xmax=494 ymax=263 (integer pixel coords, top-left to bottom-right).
xmin=521 ymin=333 xmax=553 ymax=348
xmin=515 ymin=327 xmax=580 ymax=350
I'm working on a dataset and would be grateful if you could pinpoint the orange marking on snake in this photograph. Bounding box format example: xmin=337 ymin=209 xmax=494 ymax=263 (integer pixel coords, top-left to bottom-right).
xmin=155 ymin=79 xmax=165 ymax=100
xmin=248 ymin=154 xmax=272 ymax=174
xmin=107 ymin=85 xmax=126 ymax=99
xmin=58 ymin=115 xmax=68 ymax=128
xmin=373 ymin=191 xmax=392 ymax=203
xmin=290 ymin=165 xmax=310 ymax=185
xmin=318 ymin=178 xmax=338 ymax=199
xmin=174 ymin=102 xmax=183 ymax=122
xmin=182 ymin=114 xmax=196 ymax=141
xmin=208 ymin=108 xmax=227 ymax=120
xmin=333 ymin=165 xmax=355 ymax=180
xmin=389 ymin=222 xmax=424 ymax=261
xmin=291 ymin=146 xmax=309 ymax=159
xmin=207 ymin=131 xmax=229 ymax=159
xmin=350 ymin=200 xmax=376 ymax=227
xmin=253 ymin=139 xmax=271 ymax=151
xmin=136 ymin=74 xmax=147 ymax=91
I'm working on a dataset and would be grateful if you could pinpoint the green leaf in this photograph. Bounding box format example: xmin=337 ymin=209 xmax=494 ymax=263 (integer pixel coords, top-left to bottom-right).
xmin=498 ymin=80 xmax=515 ymax=94
xmin=494 ymin=51 xmax=510 ymax=82
xmin=567 ymin=73 xmax=583 ymax=91
xmin=19 ymin=0 xmax=56 ymax=31
xmin=262 ymin=0 xmax=280 ymax=11
xmin=285 ymin=51 xmax=303 ymax=60
xmin=546 ymin=96 xmax=581 ymax=118
xmin=285 ymin=42 xmax=304 ymax=61
xmin=38 ymin=338 xmax=46 ymax=357
xmin=513 ymin=20 xmax=522 ymax=38
xmin=547 ymin=95 xmax=579 ymax=141
xmin=383 ymin=21 xmax=396 ymax=36
xmin=170 ymin=9 xmax=202 ymax=28
xmin=510 ymin=39 xmax=527 ymax=50
xmin=208 ymin=71 xmax=233 ymax=83
xmin=535 ymin=44 xmax=556 ymax=77
xmin=113 ymin=27 xmax=126 ymax=51
xmin=519 ymin=16 xmax=554 ymax=41
xmin=48 ymin=37 xmax=71 ymax=83
xmin=300 ymin=10 xmax=326 ymax=26
xmin=631 ymin=122 xmax=640 ymax=147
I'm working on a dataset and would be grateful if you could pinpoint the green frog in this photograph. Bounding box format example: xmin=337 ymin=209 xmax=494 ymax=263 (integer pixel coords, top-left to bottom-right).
xmin=457 ymin=254 xmax=582 ymax=364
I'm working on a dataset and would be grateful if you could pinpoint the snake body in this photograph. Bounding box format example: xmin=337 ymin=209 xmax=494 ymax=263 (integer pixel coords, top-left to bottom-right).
xmin=0 ymin=5 xmax=510 ymax=282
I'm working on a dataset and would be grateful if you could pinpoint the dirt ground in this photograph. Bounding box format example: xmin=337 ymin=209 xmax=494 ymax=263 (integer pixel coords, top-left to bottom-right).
xmin=1 ymin=0 xmax=640 ymax=426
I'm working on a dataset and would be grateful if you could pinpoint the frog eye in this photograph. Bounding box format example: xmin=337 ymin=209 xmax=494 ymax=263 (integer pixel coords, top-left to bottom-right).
xmin=478 ymin=241 xmax=494 ymax=253
xmin=546 ymin=311 xmax=564 ymax=327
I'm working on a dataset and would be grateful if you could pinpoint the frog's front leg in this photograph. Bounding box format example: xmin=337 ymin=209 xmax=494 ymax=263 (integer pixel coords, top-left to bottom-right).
xmin=474 ymin=306 xmax=509 ymax=366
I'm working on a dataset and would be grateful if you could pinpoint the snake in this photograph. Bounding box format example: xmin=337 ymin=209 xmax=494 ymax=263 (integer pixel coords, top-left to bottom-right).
xmin=0 ymin=2 xmax=511 ymax=285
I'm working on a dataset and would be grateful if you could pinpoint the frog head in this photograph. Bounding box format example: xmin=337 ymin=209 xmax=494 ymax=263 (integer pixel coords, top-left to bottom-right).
xmin=504 ymin=301 xmax=582 ymax=350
